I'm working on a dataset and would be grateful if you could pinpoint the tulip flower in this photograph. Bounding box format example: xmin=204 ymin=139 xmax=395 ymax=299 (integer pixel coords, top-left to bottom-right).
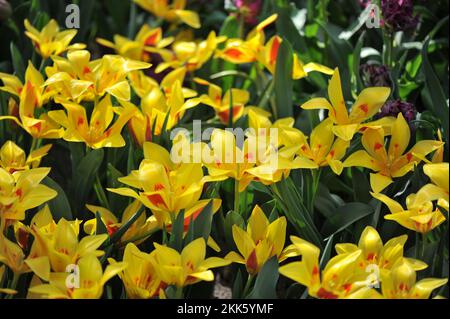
xmin=133 ymin=0 xmax=201 ymax=29
xmin=225 ymin=205 xmax=298 ymax=275
xmin=28 ymin=254 xmax=126 ymax=299
xmin=279 ymin=236 xmax=377 ymax=299
xmin=108 ymin=243 xmax=165 ymax=299
xmin=28 ymin=218 xmax=108 ymax=274
xmin=44 ymin=50 xmax=151 ymax=102
xmin=127 ymin=73 xmax=200 ymax=145
xmin=0 ymin=140 xmax=51 ymax=173
xmin=156 ymin=31 xmax=226 ymax=73
xmin=343 ymin=113 xmax=444 ymax=193
xmin=301 ymin=69 xmax=394 ymax=141
xmin=194 ymin=78 xmax=249 ymax=124
xmin=0 ymin=62 xmax=64 ymax=139
xmin=48 ymin=95 xmax=136 ymax=149
xmin=378 ymin=260 xmax=447 ymax=299
xmin=217 ymin=15 xmax=332 ymax=79
xmin=423 ymin=162 xmax=449 ymax=204
xmin=24 ymin=19 xmax=86 ymax=59
xmin=0 ymin=231 xmax=29 ymax=274
xmin=97 ymin=25 xmax=173 ymax=62
xmin=108 ymin=142 xmax=223 ymax=229
xmin=0 ymin=167 xmax=57 ymax=221
xmin=335 ymin=226 xmax=427 ymax=275
xmin=297 ymin=118 xmax=350 ymax=175
xmin=371 ymin=187 xmax=446 ymax=233
xmin=84 ymin=200 xmax=158 ymax=244
xmin=150 ymin=238 xmax=230 ymax=288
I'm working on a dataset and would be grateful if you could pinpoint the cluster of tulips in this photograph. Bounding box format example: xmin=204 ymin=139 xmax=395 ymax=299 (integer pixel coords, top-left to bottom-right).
xmin=0 ymin=0 xmax=448 ymax=299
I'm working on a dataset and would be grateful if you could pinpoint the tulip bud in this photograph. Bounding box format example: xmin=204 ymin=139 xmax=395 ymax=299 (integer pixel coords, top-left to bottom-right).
xmin=381 ymin=0 xmax=419 ymax=32
xmin=360 ymin=63 xmax=392 ymax=87
xmin=0 ymin=0 xmax=12 ymax=21
xmin=376 ymin=99 xmax=417 ymax=129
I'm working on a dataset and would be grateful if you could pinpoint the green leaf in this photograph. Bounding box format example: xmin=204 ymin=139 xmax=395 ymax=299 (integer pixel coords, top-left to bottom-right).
xmin=107 ymin=205 xmax=146 ymax=246
xmin=351 ymin=167 xmax=371 ymax=203
xmin=274 ymin=39 xmax=294 ymax=119
xmin=41 ymin=177 xmax=73 ymax=221
xmin=71 ymin=148 xmax=104 ymax=212
xmin=232 ymin=269 xmax=244 ymax=299
xmin=322 ymin=202 xmax=374 ymax=239
xmin=192 ymin=200 xmax=214 ymax=242
xmin=10 ymin=43 xmax=25 ymax=82
xmin=247 ymin=257 xmax=279 ymax=299
xmin=421 ymin=21 xmax=449 ymax=142
xmin=170 ymin=210 xmax=185 ymax=252
xmin=95 ymin=211 xmax=108 ymax=235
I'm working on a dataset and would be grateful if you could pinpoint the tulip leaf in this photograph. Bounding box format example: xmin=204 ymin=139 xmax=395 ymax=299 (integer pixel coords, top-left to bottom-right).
xmin=322 ymin=202 xmax=374 ymax=239
xmin=10 ymin=42 xmax=25 ymax=82
xmin=274 ymin=39 xmax=294 ymax=119
xmin=422 ymin=23 xmax=449 ymax=142
xmin=107 ymin=205 xmax=146 ymax=246
xmin=71 ymin=148 xmax=104 ymax=213
xmin=247 ymin=256 xmax=279 ymax=299
xmin=192 ymin=200 xmax=214 ymax=242
xmin=232 ymin=269 xmax=244 ymax=299
xmin=41 ymin=177 xmax=73 ymax=221
xmin=95 ymin=211 xmax=108 ymax=235
xmin=169 ymin=209 xmax=185 ymax=252
xmin=351 ymin=167 xmax=371 ymax=203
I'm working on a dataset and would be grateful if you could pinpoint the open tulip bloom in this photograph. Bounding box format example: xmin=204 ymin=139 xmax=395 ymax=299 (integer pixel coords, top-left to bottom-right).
xmin=0 ymin=0 xmax=448 ymax=302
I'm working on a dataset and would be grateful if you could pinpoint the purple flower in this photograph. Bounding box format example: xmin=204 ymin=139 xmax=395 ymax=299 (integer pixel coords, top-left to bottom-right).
xmin=376 ymin=100 xmax=417 ymax=127
xmin=234 ymin=0 xmax=262 ymax=25
xmin=381 ymin=0 xmax=419 ymax=32
xmin=360 ymin=63 xmax=392 ymax=87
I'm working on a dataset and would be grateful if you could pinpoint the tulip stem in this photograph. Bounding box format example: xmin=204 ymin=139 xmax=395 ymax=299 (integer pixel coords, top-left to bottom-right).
xmin=30 ymin=137 xmax=38 ymax=153
xmin=5 ymin=273 xmax=19 ymax=299
xmin=234 ymin=178 xmax=240 ymax=214
xmin=94 ymin=173 xmax=111 ymax=211
xmin=242 ymin=274 xmax=254 ymax=298
xmin=174 ymin=286 xmax=184 ymax=299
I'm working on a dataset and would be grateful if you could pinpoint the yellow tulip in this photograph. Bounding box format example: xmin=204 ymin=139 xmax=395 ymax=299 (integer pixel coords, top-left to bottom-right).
xmin=48 ymin=95 xmax=136 ymax=149
xmin=0 ymin=230 xmax=29 ymax=274
xmin=0 ymin=167 xmax=57 ymax=221
xmin=28 ymin=218 xmax=108 ymax=275
xmin=97 ymin=25 xmax=173 ymax=62
xmin=379 ymin=260 xmax=447 ymax=299
xmin=225 ymin=205 xmax=298 ymax=275
xmin=301 ymin=68 xmax=394 ymax=141
xmin=133 ymin=0 xmax=201 ymax=29
xmin=0 ymin=62 xmax=64 ymax=139
xmin=108 ymin=243 xmax=165 ymax=299
xmin=28 ymin=254 xmax=126 ymax=299
xmin=217 ymin=15 xmax=332 ymax=79
xmin=297 ymin=118 xmax=350 ymax=175
xmin=108 ymin=142 xmax=222 ymax=229
xmin=371 ymin=187 xmax=446 ymax=233
xmin=423 ymin=162 xmax=449 ymax=208
xmin=24 ymin=19 xmax=85 ymax=59
xmin=194 ymin=77 xmax=248 ymax=124
xmin=279 ymin=236 xmax=377 ymax=299
xmin=150 ymin=238 xmax=230 ymax=288
xmin=344 ymin=113 xmax=443 ymax=193
xmin=83 ymin=200 xmax=158 ymax=244
xmin=335 ymin=226 xmax=427 ymax=275
xmin=44 ymin=50 xmax=150 ymax=102
xmin=0 ymin=140 xmax=51 ymax=173
xmin=127 ymin=71 xmax=200 ymax=145
xmin=156 ymin=31 xmax=226 ymax=73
